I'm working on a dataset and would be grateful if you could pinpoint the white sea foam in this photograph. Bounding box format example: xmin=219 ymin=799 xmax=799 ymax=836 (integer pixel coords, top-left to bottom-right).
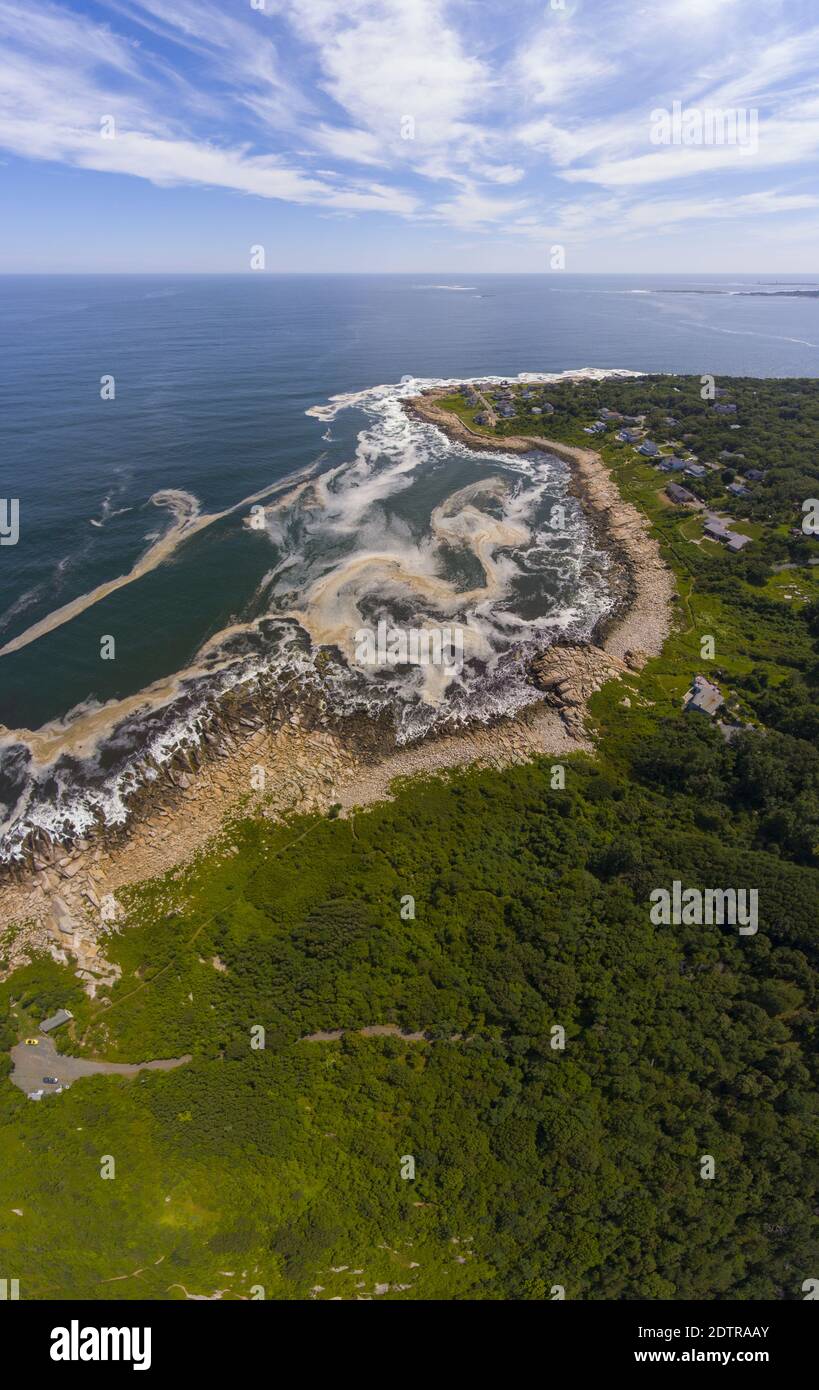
xmin=0 ymin=369 xmax=628 ymax=860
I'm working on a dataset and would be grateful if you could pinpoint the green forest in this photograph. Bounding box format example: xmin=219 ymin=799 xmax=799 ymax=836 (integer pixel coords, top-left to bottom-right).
xmin=1 ymin=376 xmax=817 ymax=1301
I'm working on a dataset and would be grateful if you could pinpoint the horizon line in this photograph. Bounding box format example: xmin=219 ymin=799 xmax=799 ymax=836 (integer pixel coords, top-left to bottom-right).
xmin=1 ymin=270 xmax=817 ymax=278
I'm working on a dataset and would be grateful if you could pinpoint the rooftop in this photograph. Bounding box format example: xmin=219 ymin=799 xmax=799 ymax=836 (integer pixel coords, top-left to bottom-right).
xmin=39 ymin=1009 xmax=74 ymax=1034
xmin=685 ymin=676 xmax=724 ymax=717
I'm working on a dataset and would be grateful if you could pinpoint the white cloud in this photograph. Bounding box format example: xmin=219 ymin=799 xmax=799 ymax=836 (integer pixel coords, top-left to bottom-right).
xmin=1 ymin=0 xmax=819 ymax=260
xmin=0 ymin=0 xmax=418 ymax=213
xmin=312 ymin=125 xmax=387 ymax=166
xmin=431 ymin=186 xmax=529 ymax=228
xmin=514 ymin=26 xmax=616 ymax=109
xmin=562 ymin=116 xmax=819 ymax=188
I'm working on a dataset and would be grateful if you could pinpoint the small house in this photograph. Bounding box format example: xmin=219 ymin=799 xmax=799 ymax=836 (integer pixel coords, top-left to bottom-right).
xmin=725 ymin=532 xmax=752 ymax=552
xmin=685 ymin=676 xmax=724 ymax=717
xmin=40 ymin=1009 xmax=74 ymax=1034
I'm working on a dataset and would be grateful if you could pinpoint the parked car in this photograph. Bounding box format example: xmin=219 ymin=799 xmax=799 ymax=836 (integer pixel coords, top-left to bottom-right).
xmin=42 ymin=1075 xmax=58 ymax=1085
xmin=24 ymin=1037 xmax=39 ymax=1046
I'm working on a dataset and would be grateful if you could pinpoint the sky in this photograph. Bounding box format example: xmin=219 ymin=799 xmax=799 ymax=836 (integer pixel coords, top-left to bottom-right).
xmin=1 ymin=0 xmax=819 ymax=273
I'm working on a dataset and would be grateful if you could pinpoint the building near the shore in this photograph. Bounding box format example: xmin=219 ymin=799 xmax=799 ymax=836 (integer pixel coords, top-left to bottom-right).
xmin=684 ymin=675 xmax=724 ymax=717
xmin=703 ymin=516 xmax=752 ymax=552
xmin=666 ymin=482 xmax=697 ymax=505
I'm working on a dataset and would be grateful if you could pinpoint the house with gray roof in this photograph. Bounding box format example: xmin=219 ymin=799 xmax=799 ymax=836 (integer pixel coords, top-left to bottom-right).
xmin=40 ymin=1009 xmax=73 ymax=1034
xmin=666 ymin=482 xmax=697 ymax=505
xmin=685 ymin=675 xmax=724 ymax=717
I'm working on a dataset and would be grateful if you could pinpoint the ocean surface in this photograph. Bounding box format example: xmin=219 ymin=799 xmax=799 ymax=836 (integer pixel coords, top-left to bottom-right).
xmin=1 ymin=272 xmax=817 ymax=857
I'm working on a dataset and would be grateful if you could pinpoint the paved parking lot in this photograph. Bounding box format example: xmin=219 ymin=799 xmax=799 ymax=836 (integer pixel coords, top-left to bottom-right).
xmin=10 ymin=1034 xmax=191 ymax=1096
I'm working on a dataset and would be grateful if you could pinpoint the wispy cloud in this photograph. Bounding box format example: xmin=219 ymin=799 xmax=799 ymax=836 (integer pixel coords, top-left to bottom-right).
xmin=1 ymin=0 xmax=818 ymax=263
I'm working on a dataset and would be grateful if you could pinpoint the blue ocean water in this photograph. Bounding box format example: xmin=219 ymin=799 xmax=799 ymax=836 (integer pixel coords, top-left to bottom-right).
xmin=0 ymin=272 xmax=817 ymax=854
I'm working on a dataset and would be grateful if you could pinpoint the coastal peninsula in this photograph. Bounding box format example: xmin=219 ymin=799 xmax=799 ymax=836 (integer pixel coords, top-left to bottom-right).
xmin=2 ymin=370 xmax=817 ymax=1306
xmin=1 ymin=377 xmax=676 ymax=974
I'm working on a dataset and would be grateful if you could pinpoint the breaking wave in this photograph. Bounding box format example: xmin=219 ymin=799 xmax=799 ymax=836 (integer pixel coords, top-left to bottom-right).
xmin=0 ymin=370 xmax=631 ymax=862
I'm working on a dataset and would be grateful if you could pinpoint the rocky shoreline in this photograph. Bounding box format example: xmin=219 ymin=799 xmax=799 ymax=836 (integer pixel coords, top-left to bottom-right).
xmin=405 ymin=390 xmax=674 ymax=670
xmin=0 ymin=696 xmax=582 ymax=984
xmin=0 ymin=390 xmax=674 ymax=984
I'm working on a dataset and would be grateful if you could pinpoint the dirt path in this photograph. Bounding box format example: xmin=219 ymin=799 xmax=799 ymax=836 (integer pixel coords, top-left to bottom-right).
xmin=301 ymin=1025 xmax=430 ymax=1043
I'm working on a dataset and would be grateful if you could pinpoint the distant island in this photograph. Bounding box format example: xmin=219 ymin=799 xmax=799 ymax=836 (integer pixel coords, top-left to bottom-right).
xmin=661 ymin=287 xmax=819 ymax=297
